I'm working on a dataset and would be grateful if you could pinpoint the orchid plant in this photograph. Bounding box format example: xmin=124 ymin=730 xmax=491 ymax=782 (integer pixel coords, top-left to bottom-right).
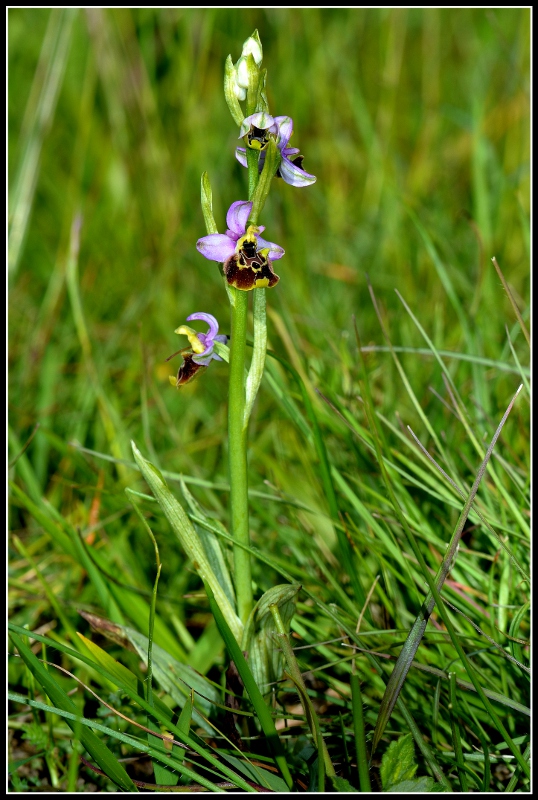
xmin=133 ymin=30 xmax=315 ymax=687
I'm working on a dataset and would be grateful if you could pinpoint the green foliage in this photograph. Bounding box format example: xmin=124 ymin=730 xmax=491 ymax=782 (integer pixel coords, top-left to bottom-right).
xmin=9 ymin=8 xmax=529 ymax=792
xmin=380 ymin=733 xmax=418 ymax=788
xmin=381 ymin=734 xmax=445 ymax=792
xmin=243 ymin=583 xmax=300 ymax=689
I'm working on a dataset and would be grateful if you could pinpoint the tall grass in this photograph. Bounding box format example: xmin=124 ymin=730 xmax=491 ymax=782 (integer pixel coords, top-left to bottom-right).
xmin=9 ymin=8 xmax=529 ymax=792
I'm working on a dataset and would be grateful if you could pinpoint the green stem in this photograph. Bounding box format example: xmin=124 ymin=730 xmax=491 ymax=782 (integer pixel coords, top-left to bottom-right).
xmin=228 ymin=146 xmax=261 ymax=624
xmin=246 ymin=147 xmax=260 ymax=199
xmin=228 ymin=289 xmax=251 ymax=623
xmin=350 ymin=673 xmax=371 ymax=792
xmin=229 ymin=122 xmax=280 ymax=622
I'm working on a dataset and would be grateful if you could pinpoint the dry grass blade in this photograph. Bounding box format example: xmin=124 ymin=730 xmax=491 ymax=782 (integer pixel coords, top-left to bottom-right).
xmin=492 ymin=257 xmax=530 ymax=348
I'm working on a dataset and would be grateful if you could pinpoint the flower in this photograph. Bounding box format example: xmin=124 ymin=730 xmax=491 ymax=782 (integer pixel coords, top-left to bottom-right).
xmin=238 ymin=111 xmax=278 ymax=151
xmin=168 ymin=312 xmax=228 ymax=387
xmin=196 ymin=200 xmax=284 ymax=291
xmin=236 ymin=113 xmax=316 ymax=187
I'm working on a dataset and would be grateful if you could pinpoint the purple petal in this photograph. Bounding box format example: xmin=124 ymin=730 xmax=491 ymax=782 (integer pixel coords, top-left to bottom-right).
xmin=192 ymin=349 xmax=215 ymax=366
xmin=283 ymin=147 xmax=300 ymax=157
xmin=196 ymin=343 xmax=213 ymax=359
xmin=227 ymin=225 xmax=264 ymax=238
xmin=255 ymin=235 xmax=285 ymax=261
xmin=186 ymin=312 xmax=220 ymax=342
xmin=190 ymin=329 xmax=228 ymax=363
xmin=226 ymin=200 xmax=252 ymax=237
xmin=279 ymin=155 xmax=317 ymax=187
xmin=235 ymin=147 xmax=248 ymax=168
xmin=197 ymin=234 xmax=236 ymax=262
xmin=274 ymin=116 xmax=293 ymax=148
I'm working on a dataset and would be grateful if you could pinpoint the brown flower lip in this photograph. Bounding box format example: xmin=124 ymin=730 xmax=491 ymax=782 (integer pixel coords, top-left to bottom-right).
xmin=173 ymin=353 xmax=206 ymax=386
xmin=223 ymin=247 xmax=280 ymax=291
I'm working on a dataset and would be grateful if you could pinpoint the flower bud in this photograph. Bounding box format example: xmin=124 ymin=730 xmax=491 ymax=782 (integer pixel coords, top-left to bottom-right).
xmin=223 ymin=31 xmax=264 ymax=125
xmin=241 ymin=30 xmax=263 ymax=66
xmin=235 ymin=57 xmax=250 ymax=91
xmin=224 ymin=55 xmax=246 ymax=126
xmin=233 ymin=73 xmax=247 ymax=101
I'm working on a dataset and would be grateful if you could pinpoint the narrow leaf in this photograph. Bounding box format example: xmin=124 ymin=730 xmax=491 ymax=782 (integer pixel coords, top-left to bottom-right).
xmin=131 ymin=441 xmax=243 ymax=644
xmin=9 ymin=631 xmax=137 ymax=792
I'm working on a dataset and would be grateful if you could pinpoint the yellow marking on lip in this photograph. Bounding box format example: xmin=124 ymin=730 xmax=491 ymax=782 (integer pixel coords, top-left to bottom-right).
xmin=174 ymin=325 xmax=205 ymax=354
xmin=236 ymin=225 xmax=261 ymax=252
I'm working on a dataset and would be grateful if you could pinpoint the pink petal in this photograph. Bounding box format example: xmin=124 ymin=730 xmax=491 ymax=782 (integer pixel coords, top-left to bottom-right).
xmin=274 ymin=116 xmax=293 ymax=148
xmin=186 ymin=312 xmax=220 ymax=341
xmin=255 ymin=235 xmax=285 ymax=261
xmin=235 ymin=147 xmax=248 ymax=168
xmin=196 ymin=234 xmax=237 ymax=262
xmin=226 ymin=200 xmax=252 ymax=237
xmin=279 ymin=156 xmax=316 ymax=187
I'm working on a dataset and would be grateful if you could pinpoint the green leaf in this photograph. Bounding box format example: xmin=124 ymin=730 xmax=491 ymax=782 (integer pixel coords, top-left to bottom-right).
xmin=9 ymin=691 xmax=224 ymax=792
xmin=147 ymin=717 xmax=179 ymax=788
xmin=200 ymin=171 xmax=218 ymax=235
xmin=131 ymin=441 xmax=243 ymax=644
xmin=9 ymin=481 xmax=123 ymax=623
xmin=242 ymin=583 xmax=300 ymax=690
xmin=9 ymin=623 xmax=255 ymax=792
xmin=220 ymin=753 xmax=289 ymax=792
xmin=9 ymin=631 xmax=137 ymax=792
xmin=224 ymin=54 xmax=244 ymax=126
xmin=380 ymin=734 xmax=417 ymax=790
xmin=387 ymin=777 xmax=438 ymax=792
xmin=329 ymin=775 xmax=358 ymax=792
xmin=79 ymin=612 xmax=218 ymax=734
xmin=508 ymin=600 xmax=530 ymax=669
xmin=205 ymin=583 xmax=294 ymax=790
xmin=179 ymin=478 xmax=236 ymax=610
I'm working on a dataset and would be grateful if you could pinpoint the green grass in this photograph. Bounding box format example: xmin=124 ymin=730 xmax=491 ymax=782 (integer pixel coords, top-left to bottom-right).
xmin=9 ymin=8 xmax=529 ymax=792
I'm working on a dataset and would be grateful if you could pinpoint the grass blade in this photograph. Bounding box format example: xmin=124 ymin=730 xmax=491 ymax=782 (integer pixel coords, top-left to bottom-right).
xmin=9 ymin=631 xmax=137 ymax=791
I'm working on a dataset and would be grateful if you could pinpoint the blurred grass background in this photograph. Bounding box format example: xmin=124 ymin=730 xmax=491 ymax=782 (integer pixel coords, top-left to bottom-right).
xmin=9 ymin=8 xmax=529 ymax=454
xmin=9 ymin=8 xmax=530 ymax=791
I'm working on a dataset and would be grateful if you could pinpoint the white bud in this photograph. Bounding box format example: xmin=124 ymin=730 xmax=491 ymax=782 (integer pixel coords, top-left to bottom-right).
xmin=241 ymin=35 xmax=263 ymax=66
xmin=233 ymin=77 xmax=246 ymax=101
xmin=235 ymin=56 xmax=250 ymax=90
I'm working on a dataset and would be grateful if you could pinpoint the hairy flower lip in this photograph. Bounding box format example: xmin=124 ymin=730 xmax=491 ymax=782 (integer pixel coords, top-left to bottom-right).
xmin=196 ymin=200 xmax=284 ymax=264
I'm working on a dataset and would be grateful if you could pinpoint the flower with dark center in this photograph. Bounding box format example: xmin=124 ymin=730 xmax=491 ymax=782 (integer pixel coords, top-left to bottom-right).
xmin=197 ymin=200 xmax=284 ymax=291
xmin=168 ymin=312 xmax=228 ymax=387
xmin=236 ymin=113 xmax=316 ymax=187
